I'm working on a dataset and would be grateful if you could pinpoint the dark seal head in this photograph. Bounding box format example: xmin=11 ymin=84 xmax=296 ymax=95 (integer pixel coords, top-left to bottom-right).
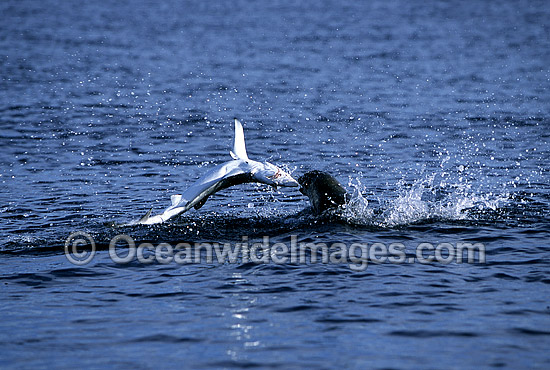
xmin=298 ymin=170 xmax=347 ymax=215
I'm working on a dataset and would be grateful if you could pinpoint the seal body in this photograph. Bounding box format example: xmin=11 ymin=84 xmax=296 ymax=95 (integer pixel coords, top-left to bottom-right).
xmin=298 ymin=170 xmax=347 ymax=215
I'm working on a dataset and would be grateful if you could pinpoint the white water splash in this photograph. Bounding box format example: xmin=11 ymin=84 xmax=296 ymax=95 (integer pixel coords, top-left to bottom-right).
xmin=340 ymin=173 xmax=509 ymax=227
xmin=340 ymin=177 xmax=373 ymax=224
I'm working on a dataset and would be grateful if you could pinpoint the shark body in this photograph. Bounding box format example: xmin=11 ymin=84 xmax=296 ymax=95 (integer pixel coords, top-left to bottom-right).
xmin=129 ymin=119 xmax=298 ymax=225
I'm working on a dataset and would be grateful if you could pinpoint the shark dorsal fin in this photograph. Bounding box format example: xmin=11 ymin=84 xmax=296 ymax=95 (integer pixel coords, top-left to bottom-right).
xmin=170 ymin=194 xmax=182 ymax=207
xmin=230 ymin=118 xmax=249 ymax=161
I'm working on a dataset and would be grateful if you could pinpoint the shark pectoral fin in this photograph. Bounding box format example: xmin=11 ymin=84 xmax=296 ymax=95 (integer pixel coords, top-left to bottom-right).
xmin=170 ymin=194 xmax=182 ymax=207
xmin=138 ymin=208 xmax=153 ymax=223
xmin=231 ymin=119 xmax=249 ymax=160
xmin=193 ymin=195 xmax=209 ymax=210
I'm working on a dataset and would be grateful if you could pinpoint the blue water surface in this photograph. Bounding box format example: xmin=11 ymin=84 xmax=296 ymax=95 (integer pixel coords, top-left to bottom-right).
xmin=1 ymin=0 xmax=550 ymax=369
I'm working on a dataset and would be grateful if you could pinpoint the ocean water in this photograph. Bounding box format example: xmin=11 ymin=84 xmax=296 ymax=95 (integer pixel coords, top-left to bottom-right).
xmin=1 ymin=0 xmax=550 ymax=368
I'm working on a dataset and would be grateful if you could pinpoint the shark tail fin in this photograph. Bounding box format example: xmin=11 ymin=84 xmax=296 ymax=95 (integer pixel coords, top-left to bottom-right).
xmin=138 ymin=208 xmax=153 ymax=223
xmin=230 ymin=118 xmax=249 ymax=160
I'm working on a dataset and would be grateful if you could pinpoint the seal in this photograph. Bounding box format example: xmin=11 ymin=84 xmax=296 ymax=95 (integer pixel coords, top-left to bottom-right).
xmin=298 ymin=170 xmax=348 ymax=215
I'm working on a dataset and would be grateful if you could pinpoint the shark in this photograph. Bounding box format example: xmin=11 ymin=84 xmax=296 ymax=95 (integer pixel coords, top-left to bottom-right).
xmin=127 ymin=119 xmax=299 ymax=225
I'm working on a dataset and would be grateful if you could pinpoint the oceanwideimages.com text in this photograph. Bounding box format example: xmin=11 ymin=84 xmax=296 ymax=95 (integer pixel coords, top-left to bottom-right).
xmin=65 ymin=232 xmax=486 ymax=271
